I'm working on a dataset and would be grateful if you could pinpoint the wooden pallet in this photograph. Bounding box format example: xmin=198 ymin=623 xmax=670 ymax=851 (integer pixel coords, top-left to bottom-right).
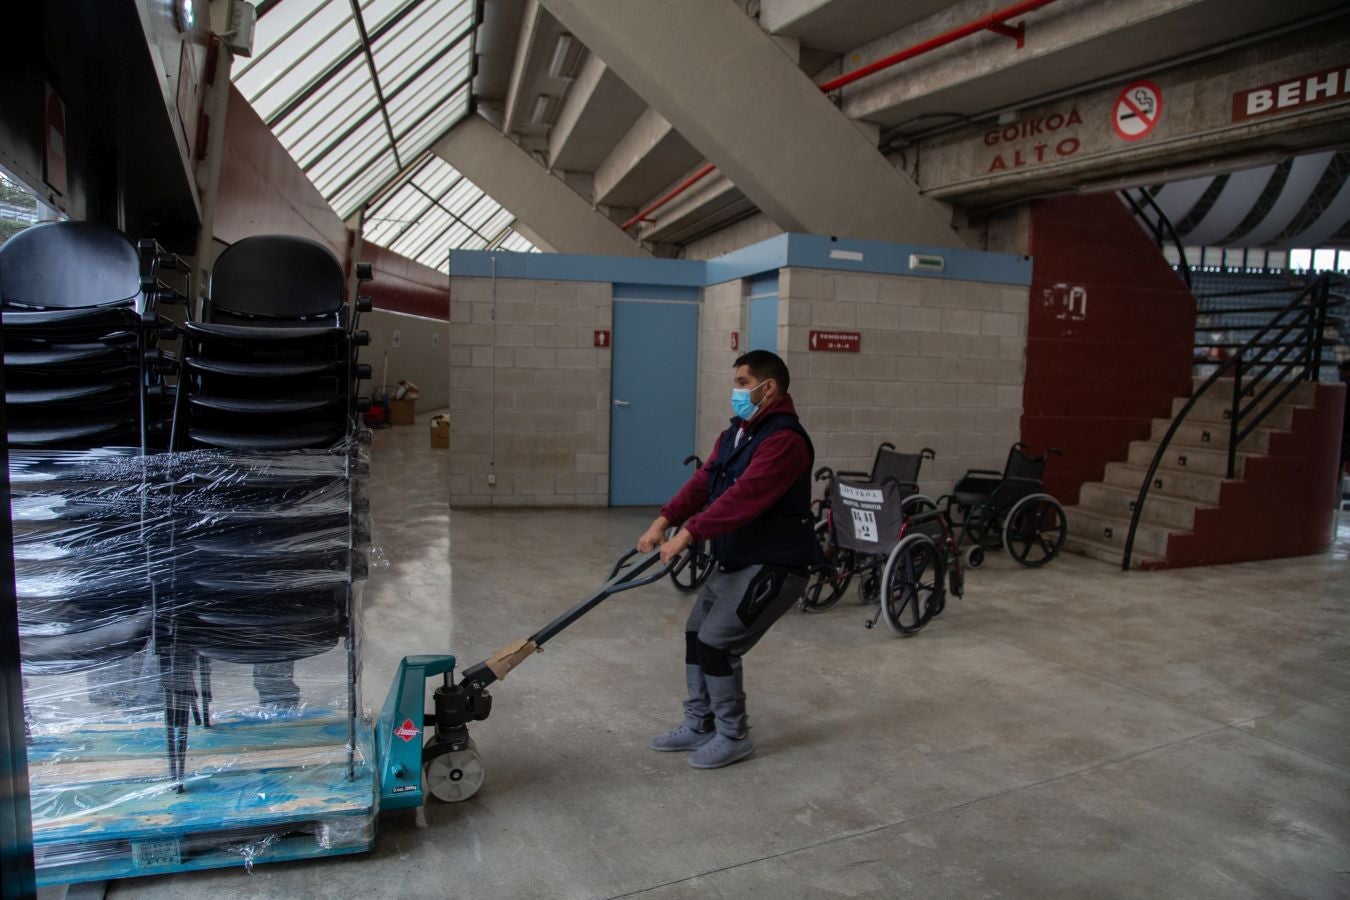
xmin=28 ymin=714 xmax=376 ymax=885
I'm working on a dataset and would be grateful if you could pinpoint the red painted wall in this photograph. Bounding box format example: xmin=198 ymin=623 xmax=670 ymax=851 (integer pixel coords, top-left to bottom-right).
xmin=1022 ymin=194 xmax=1196 ymax=504
xmin=362 ymin=241 xmax=449 ymax=321
xmin=1159 ymin=383 xmax=1345 ymax=568
xmin=214 ymin=86 xmax=352 ymax=265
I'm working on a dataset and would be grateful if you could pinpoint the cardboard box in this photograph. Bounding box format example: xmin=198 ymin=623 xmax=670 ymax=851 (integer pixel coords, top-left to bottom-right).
xmin=430 ymin=414 xmax=450 ymax=449
xmin=387 ymin=380 xmax=420 ymax=426
xmin=388 ymin=397 xmax=416 ymax=426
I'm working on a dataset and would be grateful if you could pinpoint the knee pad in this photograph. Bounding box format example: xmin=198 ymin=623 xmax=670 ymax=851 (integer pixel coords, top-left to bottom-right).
xmin=695 ymin=638 xmax=734 ymax=677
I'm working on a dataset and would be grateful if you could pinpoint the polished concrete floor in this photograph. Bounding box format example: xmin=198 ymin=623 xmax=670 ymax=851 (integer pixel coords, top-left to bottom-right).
xmin=111 ymin=412 xmax=1350 ymax=899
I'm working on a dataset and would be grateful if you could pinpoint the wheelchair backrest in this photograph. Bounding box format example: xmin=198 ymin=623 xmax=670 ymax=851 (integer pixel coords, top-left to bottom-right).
xmin=1004 ymin=445 xmax=1047 ymax=483
xmin=871 ymin=446 xmax=925 ymax=487
xmin=828 ymin=477 xmax=907 ymax=556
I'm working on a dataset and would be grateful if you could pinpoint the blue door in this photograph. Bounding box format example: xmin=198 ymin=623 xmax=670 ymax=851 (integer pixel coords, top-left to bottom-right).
xmin=747 ymin=273 xmax=779 ymax=352
xmin=610 ymin=286 xmax=700 ymax=506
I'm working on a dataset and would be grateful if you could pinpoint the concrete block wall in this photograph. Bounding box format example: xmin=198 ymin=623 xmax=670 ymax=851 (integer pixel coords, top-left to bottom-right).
xmin=778 ymin=268 xmax=1028 ymax=497
xmin=448 ymin=276 xmax=613 ymax=507
xmin=696 ymin=279 xmax=745 ymax=454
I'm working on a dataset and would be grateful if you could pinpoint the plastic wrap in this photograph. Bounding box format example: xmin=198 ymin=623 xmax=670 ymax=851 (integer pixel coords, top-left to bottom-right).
xmin=11 ymin=442 xmax=377 ymax=881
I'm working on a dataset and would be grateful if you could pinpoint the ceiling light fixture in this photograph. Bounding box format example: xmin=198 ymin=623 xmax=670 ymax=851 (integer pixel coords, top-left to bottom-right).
xmin=547 ymin=33 xmax=584 ymax=80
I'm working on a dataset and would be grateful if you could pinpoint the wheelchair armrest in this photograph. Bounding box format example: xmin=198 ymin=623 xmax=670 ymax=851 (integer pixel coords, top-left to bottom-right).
xmin=879 ymin=442 xmax=896 ymax=451
xmin=1001 ymin=476 xmax=1042 ymax=486
xmin=814 ymin=466 xmax=834 ymax=482
xmin=921 ymin=448 xmax=937 ymax=460
xmin=683 ymin=455 xmax=702 ymax=467
xmin=962 ymin=468 xmax=1004 ymax=478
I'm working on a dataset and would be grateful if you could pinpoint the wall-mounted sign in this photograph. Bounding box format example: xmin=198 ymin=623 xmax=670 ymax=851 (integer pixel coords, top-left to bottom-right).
xmin=1112 ymin=80 xmax=1162 ymax=141
xmin=984 ymin=106 xmax=1083 ymax=173
xmin=1232 ymin=64 xmax=1349 ymax=122
xmin=593 ymin=330 xmax=611 ymax=348
xmin=730 ymin=331 xmax=739 ymax=351
xmin=809 ymin=330 xmax=861 ymax=353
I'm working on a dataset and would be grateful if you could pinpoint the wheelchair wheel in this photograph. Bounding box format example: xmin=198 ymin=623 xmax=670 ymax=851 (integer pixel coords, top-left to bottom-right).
xmin=901 ymin=494 xmax=937 ymax=516
xmin=880 ymin=534 xmax=945 ymax=636
xmin=964 ymin=545 xmax=985 ymax=570
xmin=801 ymin=522 xmax=853 ymax=613
xmin=1003 ymin=494 xmax=1067 ymax=567
xmin=669 ymin=543 xmax=714 ymax=593
xmin=859 ymin=565 xmax=883 ymax=605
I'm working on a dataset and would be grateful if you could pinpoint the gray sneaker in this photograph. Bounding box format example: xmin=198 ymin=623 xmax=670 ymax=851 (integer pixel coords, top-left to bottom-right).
xmin=688 ymin=733 xmax=756 ymax=769
xmin=650 ymin=724 xmax=715 ymax=752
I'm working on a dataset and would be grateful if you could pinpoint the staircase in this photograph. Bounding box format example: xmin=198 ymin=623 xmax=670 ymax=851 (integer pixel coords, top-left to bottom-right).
xmin=1064 ymin=378 xmax=1316 ymax=568
xmin=1062 ymin=271 xmax=1347 ymax=570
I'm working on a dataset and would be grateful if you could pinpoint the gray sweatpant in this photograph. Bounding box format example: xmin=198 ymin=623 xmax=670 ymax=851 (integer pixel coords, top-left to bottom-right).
xmin=682 ymin=564 xmax=807 ymax=737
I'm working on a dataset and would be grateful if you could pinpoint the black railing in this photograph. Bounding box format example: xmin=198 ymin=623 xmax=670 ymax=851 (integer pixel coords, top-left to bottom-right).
xmin=1120 ymin=188 xmax=1192 ymax=289
xmin=1121 ymin=272 xmax=1347 ymax=570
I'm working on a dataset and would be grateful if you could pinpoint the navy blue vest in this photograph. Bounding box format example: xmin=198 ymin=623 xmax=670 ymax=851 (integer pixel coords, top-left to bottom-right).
xmin=706 ymin=411 xmax=821 ymax=572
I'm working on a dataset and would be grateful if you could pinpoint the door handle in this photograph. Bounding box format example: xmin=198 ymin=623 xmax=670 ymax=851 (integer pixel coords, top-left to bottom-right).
xmin=614 ymin=399 xmax=631 ymax=407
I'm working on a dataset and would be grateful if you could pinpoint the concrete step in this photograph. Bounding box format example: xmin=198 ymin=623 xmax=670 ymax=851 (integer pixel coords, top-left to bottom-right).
xmin=1103 ymin=461 xmax=1226 ymax=505
xmin=1191 ymin=376 xmax=1316 ymax=406
xmin=1170 ymin=393 xmax=1296 ymax=430
xmin=1148 ymin=417 xmax=1275 ymax=454
xmin=1065 ymin=505 xmax=1173 ymax=559
xmin=1126 ymin=440 xmax=1252 ymax=479
xmin=1063 ymin=532 xmax=1163 ymax=570
xmin=1079 ymin=481 xmax=1210 ymax=531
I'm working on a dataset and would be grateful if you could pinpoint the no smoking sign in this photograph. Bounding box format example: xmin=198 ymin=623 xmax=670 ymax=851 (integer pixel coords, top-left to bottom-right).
xmin=1112 ymin=80 xmax=1162 ymax=141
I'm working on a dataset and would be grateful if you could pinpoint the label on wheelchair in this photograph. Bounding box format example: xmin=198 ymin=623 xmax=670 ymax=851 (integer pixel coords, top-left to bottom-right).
xmin=851 ymin=508 xmax=879 ymax=543
xmin=838 ymin=483 xmax=884 ymax=504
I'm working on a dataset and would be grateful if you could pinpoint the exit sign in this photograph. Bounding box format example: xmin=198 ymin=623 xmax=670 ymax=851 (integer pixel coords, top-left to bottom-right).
xmin=809 ymin=330 xmax=861 ymax=353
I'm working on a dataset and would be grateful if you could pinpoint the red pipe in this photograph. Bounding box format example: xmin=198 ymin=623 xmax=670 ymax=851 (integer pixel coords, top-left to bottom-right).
xmin=621 ymin=162 xmax=718 ymax=230
xmin=818 ymin=0 xmax=1057 ymax=93
xmin=624 ymin=0 xmax=1057 ymax=231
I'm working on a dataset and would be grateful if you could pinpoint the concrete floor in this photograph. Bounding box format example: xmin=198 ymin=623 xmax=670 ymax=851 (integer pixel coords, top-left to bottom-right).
xmin=111 ymin=411 xmax=1350 ymax=899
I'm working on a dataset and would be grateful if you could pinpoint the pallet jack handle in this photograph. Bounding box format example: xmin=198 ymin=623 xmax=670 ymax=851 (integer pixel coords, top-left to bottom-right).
xmin=457 ymin=548 xmax=673 ymax=691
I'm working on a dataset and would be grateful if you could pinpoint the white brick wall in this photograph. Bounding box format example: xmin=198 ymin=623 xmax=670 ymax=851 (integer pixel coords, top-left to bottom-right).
xmin=696 ymin=279 xmax=744 ymax=456
xmin=779 ymin=268 xmax=1028 ymax=497
xmin=448 ymin=277 xmax=612 ymax=507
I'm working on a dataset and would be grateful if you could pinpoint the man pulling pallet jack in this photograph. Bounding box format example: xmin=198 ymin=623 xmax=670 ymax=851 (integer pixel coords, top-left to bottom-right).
xmin=378 ymin=351 xmax=819 ymax=805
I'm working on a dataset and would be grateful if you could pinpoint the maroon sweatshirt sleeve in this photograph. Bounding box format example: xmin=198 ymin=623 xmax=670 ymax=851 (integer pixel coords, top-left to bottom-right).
xmin=659 ymin=432 xmax=723 ymax=525
xmin=680 ymin=430 xmax=810 ymax=542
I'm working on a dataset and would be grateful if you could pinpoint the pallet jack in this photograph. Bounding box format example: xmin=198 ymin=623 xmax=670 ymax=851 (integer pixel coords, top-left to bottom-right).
xmin=376 ymin=548 xmax=672 ymax=808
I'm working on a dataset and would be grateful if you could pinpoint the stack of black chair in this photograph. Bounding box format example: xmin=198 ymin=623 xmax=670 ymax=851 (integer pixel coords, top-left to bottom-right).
xmin=1 ymin=221 xmax=188 ymax=730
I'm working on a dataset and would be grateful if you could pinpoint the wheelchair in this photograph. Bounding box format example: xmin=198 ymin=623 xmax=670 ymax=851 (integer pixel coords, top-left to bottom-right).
xmin=666 ymin=455 xmax=715 ymax=593
xmin=800 ymin=444 xmax=936 ymax=613
xmin=800 ymin=466 xmax=962 ymax=636
xmin=941 ymin=442 xmax=1067 ymax=570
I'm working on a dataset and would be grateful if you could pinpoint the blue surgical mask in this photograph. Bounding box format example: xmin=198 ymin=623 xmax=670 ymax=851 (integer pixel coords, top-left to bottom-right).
xmin=730 ymin=381 xmax=767 ymax=420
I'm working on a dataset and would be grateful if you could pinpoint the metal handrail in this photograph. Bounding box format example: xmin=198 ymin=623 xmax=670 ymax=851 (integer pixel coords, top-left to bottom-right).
xmin=1120 ymin=188 xmax=1192 ymax=289
xmin=1120 ymin=273 xmax=1343 ymax=570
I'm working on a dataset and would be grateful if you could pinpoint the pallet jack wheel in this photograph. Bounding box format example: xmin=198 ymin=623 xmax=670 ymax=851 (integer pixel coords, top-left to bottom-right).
xmin=424 ymin=738 xmax=485 ymax=802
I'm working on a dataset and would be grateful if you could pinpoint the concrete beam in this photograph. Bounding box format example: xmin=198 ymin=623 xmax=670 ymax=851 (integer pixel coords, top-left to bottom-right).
xmin=501 ymin=0 xmax=545 ymax=135
xmin=432 ymin=115 xmax=647 ymax=257
xmin=593 ymin=108 xmax=703 ymax=208
xmin=548 ymin=55 xmax=648 ymax=173
xmin=913 ymin=26 xmax=1350 ymax=209
xmin=538 ymin=0 xmax=962 ymax=247
xmin=760 ymin=0 xmax=954 ymax=54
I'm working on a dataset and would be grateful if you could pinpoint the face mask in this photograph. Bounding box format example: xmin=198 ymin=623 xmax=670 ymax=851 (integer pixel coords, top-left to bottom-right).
xmin=730 ymin=381 xmax=767 ymax=420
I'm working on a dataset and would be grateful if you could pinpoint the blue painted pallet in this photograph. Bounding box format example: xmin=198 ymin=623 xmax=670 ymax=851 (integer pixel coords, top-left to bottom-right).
xmin=28 ymin=714 xmax=377 ymax=886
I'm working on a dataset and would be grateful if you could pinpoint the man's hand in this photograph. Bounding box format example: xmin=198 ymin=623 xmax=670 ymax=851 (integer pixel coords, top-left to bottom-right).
xmin=660 ymin=528 xmax=693 ymax=565
xmin=637 ymin=517 xmax=669 ymax=553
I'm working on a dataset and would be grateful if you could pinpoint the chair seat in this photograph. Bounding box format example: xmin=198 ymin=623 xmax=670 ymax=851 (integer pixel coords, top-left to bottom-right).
xmin=5 ymin=345 xmax=131 ymax=367
xmin=179 ymin=616 xmax=343 ymax=665
xmin=6 ymin=382 xmax=129 ymax=404
xmin=188 ymin=427 xmax=347 ymax=451
xmin=185 ymin=321 xmax=346 ymax=342
xmin=188 ymin=393 xmax=342 ymax=415
xmin=20 ymin=611 xmax=152 ymax=676
xmin=8 ymin=419 xmax=133 ymax=447
xmin=186 ymin=357 xmax=342 ymax=378
xmin=1 ymin=306 xmax=139 ymax=329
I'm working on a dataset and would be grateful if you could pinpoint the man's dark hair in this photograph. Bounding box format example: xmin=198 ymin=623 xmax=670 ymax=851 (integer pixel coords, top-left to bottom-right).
xmin=734 ymin=349 xmax=790 ymax=391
